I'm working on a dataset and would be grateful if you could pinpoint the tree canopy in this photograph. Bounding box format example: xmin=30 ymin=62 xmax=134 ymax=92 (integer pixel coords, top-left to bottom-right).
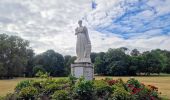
xmin=0 ymin=34 xmax=170 ymax=78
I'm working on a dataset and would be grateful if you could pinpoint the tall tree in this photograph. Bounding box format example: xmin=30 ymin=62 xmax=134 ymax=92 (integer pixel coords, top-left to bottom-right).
xmin=131 ymin=49 xmax=140 ymax=56
xmin=90 ymin=52 xmax=97 ymax=63
xmin=0 ymin=34 xmax=32 ymax=78
xmin=64 ymin=55 xmax=72 ymax=75
xmin=94 ymin=52 xmax=106 ymax=75
xmin=104 ymin=48 xmax=130 ymax=75
xmin=34 ymin=50 xmax=65 ymax=76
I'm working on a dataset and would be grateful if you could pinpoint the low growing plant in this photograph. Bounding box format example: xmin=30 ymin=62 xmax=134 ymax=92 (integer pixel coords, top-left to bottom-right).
xmin=94 ymin=80 xmax=112 ymax=99
xmin=51 ymin=90 xmax=71 ymax=100
xmin=18 ymin=86 xmax=38 ymax=100
xmin=73 ymin=77 xmax=94 ymax=100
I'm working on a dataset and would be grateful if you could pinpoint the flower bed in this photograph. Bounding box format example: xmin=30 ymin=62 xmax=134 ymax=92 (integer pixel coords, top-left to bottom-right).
xmin=1 ymin=76 xmax=164 ymax=100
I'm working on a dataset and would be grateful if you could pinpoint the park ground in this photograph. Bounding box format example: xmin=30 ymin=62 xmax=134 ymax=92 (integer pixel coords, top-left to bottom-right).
xmin=0 ymin=76 xmax=170 ymax=99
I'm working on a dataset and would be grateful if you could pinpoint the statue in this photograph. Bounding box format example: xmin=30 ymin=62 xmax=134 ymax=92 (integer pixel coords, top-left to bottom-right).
xmin=75 ymin=20 xmax=91 ymax=63
xmin=71 ymin=20 xmax=94 ymax=80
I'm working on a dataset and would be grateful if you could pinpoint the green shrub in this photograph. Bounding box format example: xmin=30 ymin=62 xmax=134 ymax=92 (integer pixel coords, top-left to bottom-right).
xmin=127 ymin=78 xmax=141 ymax=88
xmin=94 ymin=80 xmax=112 ymax=98
xmin=73 ymin=77 xmax=94 ymax=100
xmin=2 ymin=93 xmax=18 ymax=100
xmin=0 ymin=96 xmax=4 ymax=100
xmin=110 ymin=85 xmax=134 ymax=100
xmin=5 ymin=77 xmax=163 ymax=100
xmin=32 ymin=80 xmax=42 ymax=89
xmin=51 ymin=90 xmax=71 ymax=100
xmin=15 ymin=80 xmax=33 ymax=91
xmin=18 ymin=86 xmax=38 ymax=100
xmin=44 ymin=83 xmax=62 ymax=95
xmin=35 ymin=70 xmax=49 ymax=78
xmin=54 ymin=78 xmax=70 ymax=84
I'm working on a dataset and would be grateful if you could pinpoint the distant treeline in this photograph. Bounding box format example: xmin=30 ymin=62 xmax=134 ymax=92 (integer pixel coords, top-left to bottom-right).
xmin=0 ymin=34 xmax=170 ymax=78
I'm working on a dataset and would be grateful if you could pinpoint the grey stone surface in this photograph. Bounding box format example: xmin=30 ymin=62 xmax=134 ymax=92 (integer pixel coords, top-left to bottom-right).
xmin=71 ymin=63 xmax=94 ymax=80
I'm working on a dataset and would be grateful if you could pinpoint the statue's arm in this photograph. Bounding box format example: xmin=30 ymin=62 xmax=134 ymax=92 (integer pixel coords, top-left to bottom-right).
xmin=84 ymin=26 xmax=91 ymax=44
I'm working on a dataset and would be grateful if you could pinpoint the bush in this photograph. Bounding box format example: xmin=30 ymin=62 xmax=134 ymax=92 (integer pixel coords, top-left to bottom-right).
xmin=94 ymin=80 xmax=112 ymax=98
xmin=127 ymin=78 xmax=141 ymax=88
xmin=44 ymin=83 xmax=62 ymax=95
xmin=51 ymin=90 xmax=71 ymax=100
xmin=110 ymin=85 xmax=133 ymax=100
xmin=18 ymin=86 xmax=38 ymax=100
xmin=126 ymin=78 xmax=161 ymax=100
xmin=73 ymin=77 xmax=94 ymax=100
xmin=6 ymin=77 xmax=162 ymax=100
xmin=1 ymin=93 xmax=18 ymax=100
xmin=15 ymin=80 xmax=33 ymax=91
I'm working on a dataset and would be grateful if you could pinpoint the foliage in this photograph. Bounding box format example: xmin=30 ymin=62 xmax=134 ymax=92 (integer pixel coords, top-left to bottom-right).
xmin=34 ymin=49 xmax=65 ymax=77
xmin=33 ymin=65 xmax=46 ymax=75
xmin=4 ymin=76 xmax=163 ymax=100
xmin=127 ymin=78 xmax=141 ymax=88
xmin=0 ymin=34 xmax=33 ymax=78
xmin=126 ymin=78 xmax=160 ymax=100
xmin=94 ymin=80 xmax=112 ymax=99
xmin=94 ymin=48 xmax=170 ymax=76
xmin=1 ymin=93 xmax=18 ymax=100
xmin=15 ymin=80 xmax=33 ymax=91
xmin=35 ymin=70 xmax=49 ymax=78
xmin=18 ymin=86 xmax=38 ymax=99
xmin=110 ymin=85 xmax=133 ymax=100
xmin=1 ymin=33 xmax=170 ymax=78
xmin=73 ymin=77 xmax=94 ymax=100
xmin=51 ymin=90 xmax=71 ymax=100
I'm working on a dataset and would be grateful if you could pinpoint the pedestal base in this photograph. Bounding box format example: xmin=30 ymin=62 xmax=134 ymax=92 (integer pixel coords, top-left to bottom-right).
xmin=71 ymin=63 xmax=94 ymax=80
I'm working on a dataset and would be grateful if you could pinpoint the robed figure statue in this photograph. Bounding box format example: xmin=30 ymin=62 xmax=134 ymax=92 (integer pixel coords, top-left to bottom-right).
xmin=75 ymin=20 xmax=91 ymax=63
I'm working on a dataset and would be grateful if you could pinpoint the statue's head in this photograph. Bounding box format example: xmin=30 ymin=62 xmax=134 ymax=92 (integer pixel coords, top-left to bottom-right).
xmin=78 ymin=20 xmax=82 ymax=26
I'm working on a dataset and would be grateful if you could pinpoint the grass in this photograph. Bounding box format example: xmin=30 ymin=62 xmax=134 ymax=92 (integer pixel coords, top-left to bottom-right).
xmin=0 ymin=76 xmax=170 ymax=99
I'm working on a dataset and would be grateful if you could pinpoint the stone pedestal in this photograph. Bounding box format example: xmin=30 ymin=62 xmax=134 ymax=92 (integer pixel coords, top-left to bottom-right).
xmin=71 ymin=63 xmax=94 ymax=80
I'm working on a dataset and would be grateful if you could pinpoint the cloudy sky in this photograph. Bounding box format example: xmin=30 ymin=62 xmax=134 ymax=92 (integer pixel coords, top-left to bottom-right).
xmin=0 ymin=0 xmax=170 ymax=55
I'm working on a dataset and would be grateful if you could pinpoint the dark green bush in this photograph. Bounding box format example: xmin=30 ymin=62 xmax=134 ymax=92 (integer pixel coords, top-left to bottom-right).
xmin=51 ymin=90 xmax=71 ymax=100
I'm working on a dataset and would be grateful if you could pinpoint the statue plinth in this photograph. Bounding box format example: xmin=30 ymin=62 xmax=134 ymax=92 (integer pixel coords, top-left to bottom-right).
xmin=71 ymin=62 xmax=94 ymax=80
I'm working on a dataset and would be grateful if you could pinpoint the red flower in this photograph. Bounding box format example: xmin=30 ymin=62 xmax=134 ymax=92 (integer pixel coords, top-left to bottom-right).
xmin=107 ymin=80 xmax=118 ymax=86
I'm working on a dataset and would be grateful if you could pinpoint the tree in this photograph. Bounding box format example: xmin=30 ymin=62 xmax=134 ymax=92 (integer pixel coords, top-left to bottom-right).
xmin=25 ymin=49 xmax=35 ymax=77
xmin=33 ymin=65 xmax=46 ymax=75
xmin=142 ymin=50 xmax=163 ymax=75
xmin=0 ymin=34 xmax=32 ymax=78
xmin=64 ymin=55 xmax=72 ymax=75
xmin=104 ymin=48 xmax=130 ymax=75
xmin=90 ymin=52 xmax=97 ymax=63
xmin=131 ymin=49 xmax=140 ymax=56
xmin=94 ymin=52 xmax=106 ymax=75
xmin=34 ymin=50 xmax=65 ymax=76
xmin=162 ymin=50 xmax=170 ymax=73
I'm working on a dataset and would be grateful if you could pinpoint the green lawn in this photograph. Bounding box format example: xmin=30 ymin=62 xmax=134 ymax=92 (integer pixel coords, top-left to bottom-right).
xmin=0 ymin=76 xmax=170 ymax=99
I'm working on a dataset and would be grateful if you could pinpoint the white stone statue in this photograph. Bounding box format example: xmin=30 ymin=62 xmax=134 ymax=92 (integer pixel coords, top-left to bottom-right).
xmin=75 ymin=20 xmax=91 ymax=63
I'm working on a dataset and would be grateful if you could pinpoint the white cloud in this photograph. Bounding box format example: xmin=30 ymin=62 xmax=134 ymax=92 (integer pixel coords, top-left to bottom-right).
xmin=0 ymin=0 xmax=170 ymax=56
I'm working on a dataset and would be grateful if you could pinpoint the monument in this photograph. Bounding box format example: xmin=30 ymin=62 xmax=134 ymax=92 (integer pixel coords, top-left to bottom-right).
xmin=71 ymin=20 xmax=94 ymax=80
